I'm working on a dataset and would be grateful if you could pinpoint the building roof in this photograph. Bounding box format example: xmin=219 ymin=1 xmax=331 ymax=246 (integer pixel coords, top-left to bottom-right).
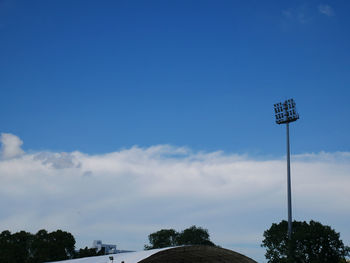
xmin=48 ymin=246 xmax=257 ymax=263
xmin=47 ymin=247 xmax=172 ymax=263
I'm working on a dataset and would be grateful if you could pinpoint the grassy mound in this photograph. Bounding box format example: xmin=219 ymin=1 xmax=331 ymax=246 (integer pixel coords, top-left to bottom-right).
xmin=138 ymin=245 xmax=257 ymax=263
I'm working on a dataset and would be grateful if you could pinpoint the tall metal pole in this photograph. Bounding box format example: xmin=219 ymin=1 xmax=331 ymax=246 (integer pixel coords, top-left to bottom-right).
xmin=286 ymin=122 xmax=292 ymax=239
xmin=274 ymin=98 xmax=299 ymax=240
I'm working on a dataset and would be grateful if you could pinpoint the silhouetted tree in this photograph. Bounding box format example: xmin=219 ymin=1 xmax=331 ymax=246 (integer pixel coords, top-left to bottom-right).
xmin=176 ymin=226 xmax=214 ymax=246
xmin=30 ymin=229 xmax=50 ymax=263
xmin=48 ymin=230 xmax=75 ymax=261
xmin=262 ymin=220 xmax=350 ymax=263
xmin=145 ymin=225 xmax=215 ymax=250
xmin=0 ymin=230 xmax=15 ymax=263
xmin=145 ymin=229 xmax=178 ymax=249
xmin=0 ymin=229 xmax=76 ymax=263
xmin=11 ymin=231 xmax=33 ymax=263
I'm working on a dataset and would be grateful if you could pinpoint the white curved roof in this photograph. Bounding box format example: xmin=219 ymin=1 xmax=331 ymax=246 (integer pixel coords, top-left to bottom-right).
xmin=48 ymin=248 xmax=173 ymax=263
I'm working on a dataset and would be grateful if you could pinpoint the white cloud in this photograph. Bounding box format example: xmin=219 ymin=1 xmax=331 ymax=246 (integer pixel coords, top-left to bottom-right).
xmin=282 ymin=3 xmax=335 ymax=25
xmin=318 ymin=4 xmax=334 ymax=17
xmin=282 ymin=5 xmax=311 ymax=24
xmin=0 ymin=135 xmax=349 ymax=262
xmin=0 ymin=133 xmax=24 ymax=159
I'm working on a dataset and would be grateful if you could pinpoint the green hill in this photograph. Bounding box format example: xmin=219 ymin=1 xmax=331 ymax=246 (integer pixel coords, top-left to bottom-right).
xmin=138 ymin=245 xmax=257 ymax=263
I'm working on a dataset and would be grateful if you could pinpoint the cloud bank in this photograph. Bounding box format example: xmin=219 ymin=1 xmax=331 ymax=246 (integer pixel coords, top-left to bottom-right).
xmin=0 ymin=133 xmax=349 ymax=262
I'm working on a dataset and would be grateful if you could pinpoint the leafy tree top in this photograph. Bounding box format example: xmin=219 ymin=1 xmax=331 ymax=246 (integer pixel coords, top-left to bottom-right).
xmin=262 ymin=220 xmax=350 ymax=263
xmin=145 ymin=225 xmax=215 ymax=250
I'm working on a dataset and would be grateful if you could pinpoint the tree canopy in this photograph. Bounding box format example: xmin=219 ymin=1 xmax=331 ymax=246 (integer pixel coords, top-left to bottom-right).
xmin=0 ymin=229 xmax=75 ymax=263
xmin=145 ymin=225 xmax=215 ymax=250
xmin=262 ymin=220 xmax=350 ymax=263
xmin=145 ymin=229 xmax=178 ymax=249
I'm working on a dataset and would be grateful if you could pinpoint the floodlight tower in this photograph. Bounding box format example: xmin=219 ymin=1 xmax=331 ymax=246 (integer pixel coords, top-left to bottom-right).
xmin=274 ymin=98 xmax=299 ymax=239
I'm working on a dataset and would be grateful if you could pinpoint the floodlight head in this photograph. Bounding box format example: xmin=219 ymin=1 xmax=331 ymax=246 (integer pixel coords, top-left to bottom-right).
xmin=274 ymin=98 xmax=299 ymax=124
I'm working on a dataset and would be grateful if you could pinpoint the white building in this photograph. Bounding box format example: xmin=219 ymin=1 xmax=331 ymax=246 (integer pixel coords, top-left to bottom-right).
xmin=92 ymin=240 xmax=117 ymax=255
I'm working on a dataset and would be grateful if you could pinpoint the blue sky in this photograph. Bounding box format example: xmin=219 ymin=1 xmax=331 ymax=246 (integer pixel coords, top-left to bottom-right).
xmin=1 ymin=0 xmax=349 ymax=154
xmin=1 ymin=1 xmax=350 ymax=262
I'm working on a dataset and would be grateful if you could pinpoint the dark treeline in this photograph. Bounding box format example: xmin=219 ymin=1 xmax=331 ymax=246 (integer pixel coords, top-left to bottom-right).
xmin=0 ymin=229 xmax=103 ymax=263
